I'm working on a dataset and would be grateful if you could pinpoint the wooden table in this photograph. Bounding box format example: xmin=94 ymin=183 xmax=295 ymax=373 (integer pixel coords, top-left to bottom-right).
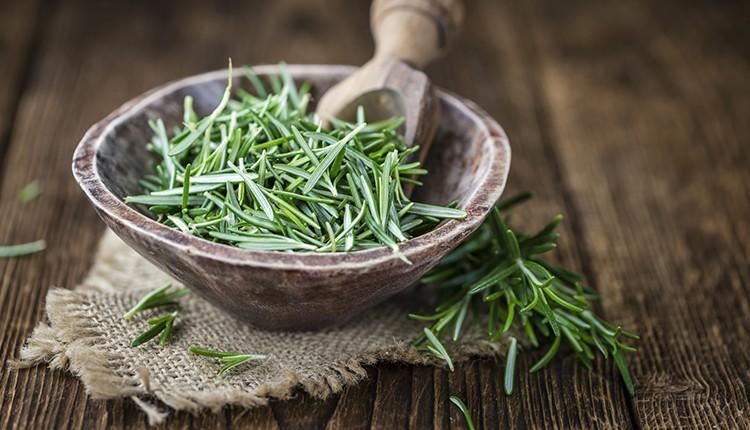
xmin=1 ymin=0 xmax=748 ymax=428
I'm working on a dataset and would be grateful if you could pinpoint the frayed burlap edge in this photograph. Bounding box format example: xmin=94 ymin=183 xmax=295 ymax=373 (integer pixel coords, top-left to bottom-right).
xmin=13 ymin=288 xmax=507 ymax=424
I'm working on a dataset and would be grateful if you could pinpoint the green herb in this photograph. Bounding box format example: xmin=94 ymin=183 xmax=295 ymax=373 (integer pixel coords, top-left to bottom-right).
xmin=189 ymin=346 xmax=268 ymax=376
xmin=423 ymin=327 xmax=454 ymax=371
xmin=449 ymin=395 xmax=475 ymax=430
xmin=18 ymin=180 xmax=42 ymax=203
xmin=504 ymin=336 xmax=518 ymax=395
xmin=131 ymin=311 xmax=178 ymax=347
xmin=122 ymin=283 xmax=190 ymax=320
xmin=412 ymin=193 xmax=639 ymax=396
xmin=126 ymin=62 xmax=465 ymax=259
xmin=0 ymin=240 xmax=46 ymax=257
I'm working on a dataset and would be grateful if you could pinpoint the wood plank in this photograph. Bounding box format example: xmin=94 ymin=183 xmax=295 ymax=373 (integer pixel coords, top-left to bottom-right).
xmin=0 ymin=0 xmax=40 ymax=166
xmin=325 ymin=368 xmax=377 ymax=430
xmin=430 ymin=368 xmax=451 ymax=429
xmin=525 ymin=0 xmax=750 ymax=427
xmin=271 ymin=394 xmax=338 ymax=430
xmin=446 ymin=363 xmax=469 ymax=429
xmin=408 ymin=366 xmax=434 ymax=429
xmin=370 ymin=364 xmax=413 ymax=429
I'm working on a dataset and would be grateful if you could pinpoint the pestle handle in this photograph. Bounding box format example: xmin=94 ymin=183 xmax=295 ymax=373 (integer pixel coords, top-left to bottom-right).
xmin=371 ymin=0 xmax=464 ymax=69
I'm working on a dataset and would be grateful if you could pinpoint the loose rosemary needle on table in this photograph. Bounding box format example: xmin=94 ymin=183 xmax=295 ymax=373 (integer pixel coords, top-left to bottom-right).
xmin=125 ymin=63 xmax=465 ymax=261
xmin=131 ymin=311 xmax=179 ymax=347
xmin=0 ymin=240 xmax=46 ymax=258
xmin=449 ymin=395 xmax=476 ymax=430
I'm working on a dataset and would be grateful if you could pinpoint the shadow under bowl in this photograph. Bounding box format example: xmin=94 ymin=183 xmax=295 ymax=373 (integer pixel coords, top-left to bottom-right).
xmin=72 ymin=65 xmax=511 ymax=330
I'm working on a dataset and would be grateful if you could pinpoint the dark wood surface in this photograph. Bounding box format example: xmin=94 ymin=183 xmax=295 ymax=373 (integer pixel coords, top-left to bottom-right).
xmin=1 ymin=0 xmax=748 ymax=428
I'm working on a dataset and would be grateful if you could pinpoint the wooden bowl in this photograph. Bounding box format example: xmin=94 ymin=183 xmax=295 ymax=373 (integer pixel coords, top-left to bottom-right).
xmin=72 ymin=65 xmax=511 ymax=330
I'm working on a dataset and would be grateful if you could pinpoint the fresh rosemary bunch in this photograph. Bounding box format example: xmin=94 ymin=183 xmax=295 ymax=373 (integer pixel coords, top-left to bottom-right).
xmin=411 ymin=193 xmax=639 ymax=395
xmin=126 ymin=62 xmax=465 ymax=260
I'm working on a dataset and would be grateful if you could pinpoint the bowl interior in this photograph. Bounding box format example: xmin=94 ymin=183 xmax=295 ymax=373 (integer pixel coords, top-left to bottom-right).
xmin=96 ymin=66 xmax=491 ymax=241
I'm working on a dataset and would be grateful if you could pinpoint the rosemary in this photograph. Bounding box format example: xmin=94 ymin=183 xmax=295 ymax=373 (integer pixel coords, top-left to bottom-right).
xmin=189 ymin=347 xmax=268 ymax=376
xmin=411 ymin=193 xmax=639 ymax=395
xmin=18 ymin=180 xmax=42 ymax=203
xmin=125 ymin=283 xmax=190 ymax=347
xmin=449 ymin=395 xmax=475 ymax=430
xmin=0 ymin=240 xmax=46 ymax=258
xmin=126 ymin=63 xmax=465 ymax=261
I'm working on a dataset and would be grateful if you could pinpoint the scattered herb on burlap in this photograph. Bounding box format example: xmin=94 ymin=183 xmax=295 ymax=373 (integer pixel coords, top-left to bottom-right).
xmin=131 ymin=311 xmax=179 ymax=347
xmin=189 ymin=347 xmax=268 ymax=376
xmin=0 ymin=240 xmax=46 ymax=258
xmin=122 ymin=283 xmax=190 ymax=320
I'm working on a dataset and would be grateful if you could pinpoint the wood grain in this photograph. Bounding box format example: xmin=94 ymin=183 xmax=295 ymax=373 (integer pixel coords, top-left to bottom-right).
xmin=523 ymin=0 xmax=750 ymax=427
xmin=0 ymin=0 xmax=41 ymax=165
xmin=1 ymin=0 xmax=749 ymax=428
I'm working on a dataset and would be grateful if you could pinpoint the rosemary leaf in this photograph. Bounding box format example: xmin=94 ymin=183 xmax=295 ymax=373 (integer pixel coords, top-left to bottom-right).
xmin=504 ymin=336 xmax=518 ymax=395
xmin=189 ymin=346 xmax=268 ymax=377
xmin=409 ymin=202 xmax=467 ymax=219
xmin=169 ymin=60 xmax=234 ymax=156
xmin=122 ymin=283 xmax=190 ymax=320
xmin=449 ymin=396 xmax=476 ymax=430
xmin=0 ymin=240 xmax=46 ymax=258
xmin=18 ymin=180 xmax=42 ymax=203
xmin=303 ymin=123 xmax=365 ymax=194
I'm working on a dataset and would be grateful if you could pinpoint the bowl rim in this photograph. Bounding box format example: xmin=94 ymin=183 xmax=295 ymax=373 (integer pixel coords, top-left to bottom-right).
xmin=72 ymin=64 xmax=511 ymax=271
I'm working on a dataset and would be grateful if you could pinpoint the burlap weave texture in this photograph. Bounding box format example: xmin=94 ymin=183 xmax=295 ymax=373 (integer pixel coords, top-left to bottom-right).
xmin=16 ymin=231 xmax=502 ymax=423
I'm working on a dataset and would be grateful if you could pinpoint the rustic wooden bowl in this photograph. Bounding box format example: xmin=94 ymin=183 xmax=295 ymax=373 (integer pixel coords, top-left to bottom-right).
xmin=72 ymin=65 xmax=511 ymax=330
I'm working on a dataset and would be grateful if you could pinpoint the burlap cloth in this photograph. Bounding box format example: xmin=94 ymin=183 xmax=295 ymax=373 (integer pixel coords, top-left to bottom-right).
xmin=15 ymin=230 xmax=504 ymax=424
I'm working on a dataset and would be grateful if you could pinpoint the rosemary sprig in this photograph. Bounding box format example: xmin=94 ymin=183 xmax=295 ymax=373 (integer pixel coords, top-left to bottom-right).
xmin=189 ymin=346 xmax=268 ymax=377
xmin=412 ymin=193 xmax=639 ymax=395
xmin=131 ymin=311 xmax=178 ymax=347
xmin=122 ymin=283 xmax=190 ymax=320
xmin=125 ymin=284 xmax=190 ymax=347
xmin=18 ymin=180 xmax=42 ymax=203
xmin=504 ymin=337 xmax=518 ymax=395
xmin=449 ymin=395 xmax=475 ymax=430
xmin=423 ymin=328 xmax=454 ymax=371
xmin=126 ymin=63 xmax=464 ymax=260
xmin=0 ymin=240 xmax=46 ymax=258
